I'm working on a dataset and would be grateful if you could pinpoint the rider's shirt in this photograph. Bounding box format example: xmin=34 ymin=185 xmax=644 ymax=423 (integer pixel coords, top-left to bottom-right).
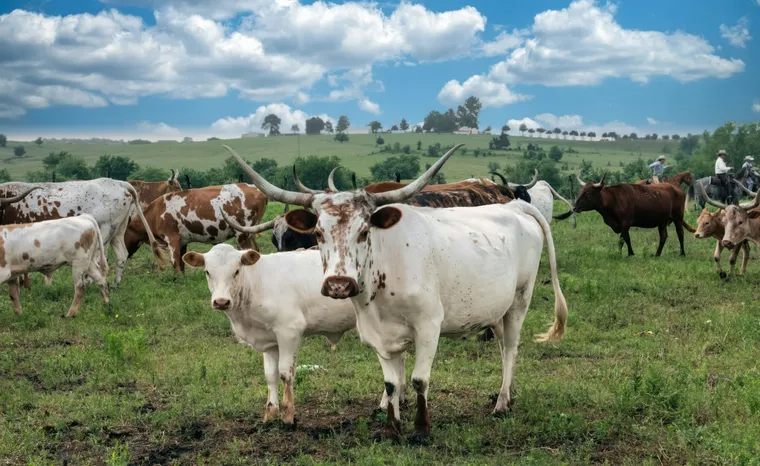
xmin=648 ymin=161 xmax=667 ymax=176
xmin=715 ymin=157 xmax=731 ymax=174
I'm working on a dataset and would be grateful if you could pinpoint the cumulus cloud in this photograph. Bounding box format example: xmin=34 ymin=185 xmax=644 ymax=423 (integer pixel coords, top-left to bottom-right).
xmin=479 ymin=29 xmax=526 ymax=57
xmin=137 ymin=121 xmax=182 ymax=138
xmin=647 ymin=117 xmax=658 ymax=125
xmin=358 ymin=98 xmax=381 ymax=114
xmin=438 ymin=75 xmax=531 ymax=108
xmin=720 ymin=17 xmax=752 ymax=48
xmin=442 ymin=0 xmax=744 ymax=101
xmin=753 ymin=101 xmax=760 ymax=113
xmin=507 ymin=118 xmax=541 ymax=131
xmin=210 ymin=103 xmax=334 ymax=137
xmin=534 ymin=113 xmax=583 ymax=129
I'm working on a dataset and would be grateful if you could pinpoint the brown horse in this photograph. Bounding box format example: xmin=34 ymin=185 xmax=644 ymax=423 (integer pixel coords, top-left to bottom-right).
xmin=637 ymin=171 xmax=693 ymax=189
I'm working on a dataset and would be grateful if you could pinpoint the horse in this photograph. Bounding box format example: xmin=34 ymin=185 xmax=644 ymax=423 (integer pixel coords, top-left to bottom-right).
xmin=637 ymin=171 xmax=693 ymax=189
xmin=686 ymin=165 xmax=758 ymax=211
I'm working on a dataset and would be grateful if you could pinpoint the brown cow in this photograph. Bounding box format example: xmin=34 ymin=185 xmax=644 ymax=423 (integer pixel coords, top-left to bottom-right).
xmin=559 ymin=171 xmax=696 ymax=256
xmin=697 ymin=183 xmax=760 ymax=258
xmin=127 ymin=169 xmax=183 ymax=210
xmin=124 ymin=183 xmax=268 ymax=273
xmin=694 ymin=207 xmax=751 ymax=279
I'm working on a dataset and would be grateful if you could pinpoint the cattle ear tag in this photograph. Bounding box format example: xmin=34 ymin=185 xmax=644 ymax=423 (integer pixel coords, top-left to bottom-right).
xmin=182 ymin=252 xmax=205 ymax=268
xmin=370 ymin=206 xmax=403 ymax=229
xmin=240 ymin=250 xmax=261 ymax=266
xmin=285 ymin=209 xmax=318 ymax=233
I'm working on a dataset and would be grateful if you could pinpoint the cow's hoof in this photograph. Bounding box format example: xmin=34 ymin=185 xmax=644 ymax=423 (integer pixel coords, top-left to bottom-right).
xmin=408 ymin=430 xmax=430 ymax=446
xmin=371 ymin=428 xmax=401 ymax=443
xmin=719 ymin=271 xmax=727 ymax=280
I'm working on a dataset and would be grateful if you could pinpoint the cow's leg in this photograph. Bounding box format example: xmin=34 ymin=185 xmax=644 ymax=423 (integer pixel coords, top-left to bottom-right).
xmin=108 ymin=218 xmax=129 ymax=288
xmin=22 ymin=273 xmax=31 ymax=289
xmin=408 ymin=326 xmax=442 ymax=444
xmin=262 ymin=348 xmax=280 ymax=422
xmin=493 ymin=289 xmax=531 ymax=415
xmin=375 ymin=354 xmax=404 ymax=440
xmin=275 ymin=333 xmax=301 ymax=425
xmin=8 ymin=277 xmax=22 ymax=315
xmin=43 ymin=272 xmax=54 ymax=286
xmin=621 ymin=229 xmax=634 ymax=256
xmin=65 ymin=284 xmax=86 ymax=318
xmin=738 ymin=241 xmax=750 ymax=275
xmin=169 ymin=239 xmax=183 ymax=274
xmin=87 ymin=260 xmax=110 ymax=305
xmin=655 ymin=224 xmax=668 ymax=257
xmin=674 ymin=218 xmax=685 ymax=256
xmin=378 ymin=352 xmax=406 ymax=410
xmin=714 ymin=240 xmax=726 ymax=279
xmin=179 ymin=245 xmax=187 ymax=273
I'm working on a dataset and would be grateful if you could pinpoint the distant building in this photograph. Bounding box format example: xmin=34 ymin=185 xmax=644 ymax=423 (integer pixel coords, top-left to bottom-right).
xmin=454 ymin=127 xmax=478 ymax=135
xmin=182 ymin=137 xmax=193 ymax=143
xmin=242 ymin=132 xmax=265 ymax=138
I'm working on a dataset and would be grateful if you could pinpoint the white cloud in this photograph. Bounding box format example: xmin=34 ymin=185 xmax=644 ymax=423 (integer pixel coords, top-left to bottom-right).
xmin=720 ymin=17 xmax=752 ymax=48
xmin=647 ymin=117 xmax=658 ymax=125
xmin=358 ymin=98 xmax=381 ymax=114
xmin=210 ymin=103 xmax=334 ymax=137
xmin=292 ymin=92 xmax=310 ymax=105
xmin=753 ymin=101 xmax=760 ymax=113
xmin=479 ymin=29 xmax=526 ymax=57
xmin=136 ymin=121 xmax=182 ymax=138
xmin=507 ymin=118 xmax=541 ymax=131
xmin=534 ymin=113 xmax=583 ymax=129
xmin=438 ymin=75 xmax=531 ymax=108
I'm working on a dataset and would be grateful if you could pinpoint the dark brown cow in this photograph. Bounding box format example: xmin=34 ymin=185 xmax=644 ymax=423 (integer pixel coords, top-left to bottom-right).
xmin=124 ymin=184 xmax=267 ymax=273
xmin=558 ymin=171 xmax=696 ymax=256
xmin=127 ymin=169 xmax=183 ymax=210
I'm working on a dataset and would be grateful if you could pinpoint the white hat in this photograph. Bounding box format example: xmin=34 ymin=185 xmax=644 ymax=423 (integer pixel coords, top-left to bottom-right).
xmin=745 ymin=156 xmax=755 ymax=162
xmin=657 ymin=155 xmax=666 ymax=160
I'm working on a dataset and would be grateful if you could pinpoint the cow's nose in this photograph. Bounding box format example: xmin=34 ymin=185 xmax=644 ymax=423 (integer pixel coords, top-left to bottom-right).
xmin=213 ymin=298 xmax=231 ymax=310
xmin=321 ymin=276 xmax=359 ymax=299
xmin=722 ymin=240 xmax=735 ymax=250
xmin=694 ymin=232 xmax=702 ymax=239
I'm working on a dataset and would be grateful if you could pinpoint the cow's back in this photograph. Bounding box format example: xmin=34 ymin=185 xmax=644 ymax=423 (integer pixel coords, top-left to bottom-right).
xmin=607 ymin=184 xmax=685 ymax=226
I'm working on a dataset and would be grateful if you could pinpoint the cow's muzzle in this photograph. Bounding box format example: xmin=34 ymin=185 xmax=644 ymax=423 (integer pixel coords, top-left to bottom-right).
xmin=321 ymin=276 xmax=359 ymax=299
xmin=694 ymin=232 xmax=703 ymax=239
xmin=213 ymin=298 xmax=231 ymax=310
xmin=722 ymin=240 xmax=735 ymax=250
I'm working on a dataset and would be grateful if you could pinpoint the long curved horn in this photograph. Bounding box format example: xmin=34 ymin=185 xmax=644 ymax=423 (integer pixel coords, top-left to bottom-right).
xmin=576 ymin=171 xmax=587 ymax=186
xmin=327 ymin=166 xmax=339 ymax=192
xmin=169 ymin=169 xmax=176 ymax=181
xmin=224 ymin=145 xmax=314 ymax=207
xmin=511 ymin=169 xmax=538 ymax=189
xmin=292 ymin=165 xmax=322 ymax=194
xmin=593 ymin=170 xmax=608 ymax=188
xmin=372 ymin=143 xmax=464 ymax=206
xmin=488 ymin=171 xmax=508 ymax=186
xmin=185 ymin=174 xmax=192 ymax=189
xmin=0 ymin=186 xmax=41 ymax=205
xmin=351 ymin=172 xmax=357 ymax=190
xmin=734 ymin=179 xmax=757 ymax=198
xmin=221 ymin=210 xmax=276 ymax=235
xmin=696 ymin=182 xmax=728 ymax=210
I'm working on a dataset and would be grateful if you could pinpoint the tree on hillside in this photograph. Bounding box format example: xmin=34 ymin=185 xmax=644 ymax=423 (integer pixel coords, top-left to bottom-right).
xmin=528 ymin=128 xmax=536 ymax=136
xmin=14 ymin=146 xmax=25 ymax=158
xmin=651 ymin=133 xmax=658 ymax=140
xmin=324 ymin=120 xmax=334 ymax=134
xmin=336 ymin=115 xmax=350 ymax=133
xmin=291 ymin=124 xmax=300 ymax=134
xmin=417 ymin=140 xmax=422 ymax=150
xmin=489 ymin=132 xmax=510 ymax=150
xmin=671 ymin=134 xmax=680 ymax=140
xmin=562 ymin=130 xmax=568 ymax=139
xmin=579 ymin=131 xmax=587 ymax=140
xmin=569 ymin=130 xmax=579 ymax=140
xmin=370 ymin=154 xmax=420 ymax=182
xmin=537 ymin=128 xmax=546 ymax=137
xmin=305 ymin=117 xmax=325 ymax=135
xmin=368 ymin=121 xmax=383 ymax=133
xmin=456 ymin=96 xmax=482 ymax=129
xmin=549 ymin=146 xmax=563 ymax=162
xmin=35 ymin=137 xmax=43 ymax=146
xmin=587 ymin=131 xmax=596 ymax=140
xmin=391 ymin=124 xmax=399 ymax=131
xmin=414 ymin=125 xmax=423 ymax=133
xmin=629 ymin=133 xmax=638 ymax=140
xmin=553 ymin=127 xmax=562 ymax=139
xmin=501 ymin=124 xmax=510 ymax=134
xmin=602 ymin=132 xmax=608 ymax=138
xmin=0 ymin=134 xmax=6 ymax=148
xmin=679 ymin=133 xmax=700 ymax=155
xmin=376 ymin=136 xmax=385 ymax=145
xmin=334 ymin=132 xmax=349 ymax=143
xmin=400 ymin=119 xmax=409 ymax=132
xmin=484 ymin=125 xmax=492 ymax=133
xmin=94 ymin=155 xmax=139 ymax=180
xmin=662 ymin=135 xmax=670 ymax=140
xmin=261 ymin=114 xmax=281 ymax=136
xmin=519 ymin=123 xmax=528 ymax=136
xmin=422 ymin=110 xmax=457 ymax=133
xmin=41 ymin=151 xmax=90 ymax=180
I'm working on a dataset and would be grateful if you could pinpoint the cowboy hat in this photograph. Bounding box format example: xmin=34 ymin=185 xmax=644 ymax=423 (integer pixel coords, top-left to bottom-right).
xmin=717 ymin=149 xmax=727 ymax=156
xmin=657 ymin=155 xmax=666 ymax=161
xmin=745 ymin=156 xmax=755 ymax=162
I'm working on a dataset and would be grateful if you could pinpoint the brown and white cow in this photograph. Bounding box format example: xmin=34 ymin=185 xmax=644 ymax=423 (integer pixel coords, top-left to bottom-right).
xmin=124 ymin=183 xmax=268 ymax=273
xmin=698 ymin=183 xmax=760 ymax=259
xmin=694 ymin=207 xmax=751 ymax=279
xmin=1 ymin=213 xmax=110 ymax=317
xmin=0 ymin=179 xmax=164 ymax=288
xmin=127 ymin=169 xmax=183 ymax=210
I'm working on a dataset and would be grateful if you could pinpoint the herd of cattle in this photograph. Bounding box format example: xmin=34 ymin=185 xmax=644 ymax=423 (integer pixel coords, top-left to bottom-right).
xmin=2 ymin=143 xmax=759 ymax=442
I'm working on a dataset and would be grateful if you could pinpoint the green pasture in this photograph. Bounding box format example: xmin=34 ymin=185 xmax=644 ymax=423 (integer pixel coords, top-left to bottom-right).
xmin=2 ymin=200 xmax=760 ymax=465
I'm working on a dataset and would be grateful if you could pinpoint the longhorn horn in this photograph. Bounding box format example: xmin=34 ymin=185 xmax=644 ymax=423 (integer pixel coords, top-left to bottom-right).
xmin=169 ymin=169 xmax=176 ymax=181
xmin=0 ymin=186 xmax=41 ymax=205
xmin=292 ymin=165 xmax=322 ymax=194
xmin=696 ymin=182 xmax=729 ymax=210
xmin=488 ymin=171 xmax=508 ymax=186
xmin=734 ymin=179 xmax=758 ymax=198
xmin=372 ymin=144 xmax=464 ymax=206
xmin=185 ymin=174 xmax=192 ymax=189
xmin=220 ymin=210 xmax=275 ymax=234
xmin=327 ymin=166 xmax=339 ymax=192
xmin=351 ymin=172 xmax=357 ymax=190
xmin=523 ymin=169 xmax=539 ymax=189
xmin=224 ymin=145 xmax=314 ymax=207
xmin=576 ymin=170 xmax=587 ymax=186
xmin=593 ymin=170 xmax=608 ymax=188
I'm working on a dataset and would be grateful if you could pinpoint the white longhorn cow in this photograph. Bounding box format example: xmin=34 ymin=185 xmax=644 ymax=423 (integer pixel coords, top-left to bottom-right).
xmin=224 ymin=143 xmax=568 ymax=443
xmin=182 ymin=235 xmax=356 ymax=426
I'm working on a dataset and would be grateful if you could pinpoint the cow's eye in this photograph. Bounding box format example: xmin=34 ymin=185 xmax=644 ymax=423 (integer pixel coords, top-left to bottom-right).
xmin=314 ymin=230 xmax=323 ymax=239
xmin=359 ymin=229 xmax=369 ymax=240
xmin=234 ymin=269 xmax=240 ymax=278
xmin=205 ymin=271 xmax=210 ymax=277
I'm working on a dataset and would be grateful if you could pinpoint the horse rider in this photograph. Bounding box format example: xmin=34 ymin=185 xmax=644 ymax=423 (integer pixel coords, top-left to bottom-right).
xmin=648 ymin=155 xmax=668 ymax=183
xmin=715 ymin=149 xmax=733 ymax=201
xmin=742 ymin=155 xmax=755 ymax=191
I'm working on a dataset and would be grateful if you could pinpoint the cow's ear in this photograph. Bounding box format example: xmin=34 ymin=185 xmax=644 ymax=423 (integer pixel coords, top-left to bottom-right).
xmin=748 ymin=210 xmax=760 ymax=219
xmin=240 ymin=250 xmax=261 ymax=266
xmin=370 ymin=206 xmax=402 ymax=229
xmin=183 ymin=252 xmax=205 ymax=268
xmin=285 ymin=209 xmax=318 ymax=233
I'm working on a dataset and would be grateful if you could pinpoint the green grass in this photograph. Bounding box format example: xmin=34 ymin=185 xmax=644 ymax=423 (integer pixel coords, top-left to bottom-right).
xmin=1 ymin=134 xmax=675 ymax=181
xmin=3 ymin=200 xmax=760 ymax=465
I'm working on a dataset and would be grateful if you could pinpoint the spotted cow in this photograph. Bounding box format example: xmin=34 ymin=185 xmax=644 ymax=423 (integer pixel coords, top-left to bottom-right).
xmin=1 ymin=213 xmax=110 ymax=317
xmin=127 ymin=169 xmax=183 ymax=210
xmin=124 ymin=183 xmax=268 ymax=273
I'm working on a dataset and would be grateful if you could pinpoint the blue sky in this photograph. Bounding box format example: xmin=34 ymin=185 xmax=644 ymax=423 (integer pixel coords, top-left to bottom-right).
xmin=0 ymin=0 xmax=758 ymax=140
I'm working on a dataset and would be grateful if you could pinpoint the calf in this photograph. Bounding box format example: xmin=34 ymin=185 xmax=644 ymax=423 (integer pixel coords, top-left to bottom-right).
xmin=125 ymin=183 xmax=267 ymax=273
xmin=1 ymin=213 xmax=109 ymax=317
xmin=694 ymin=208 xmax=751 ymax=279
xmin=182 ymin=243 xmax=356 ymax=425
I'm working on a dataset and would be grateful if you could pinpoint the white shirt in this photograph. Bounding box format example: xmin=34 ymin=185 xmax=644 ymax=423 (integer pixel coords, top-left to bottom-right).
xmin=715 ymin=157 xmax=731 ymax=174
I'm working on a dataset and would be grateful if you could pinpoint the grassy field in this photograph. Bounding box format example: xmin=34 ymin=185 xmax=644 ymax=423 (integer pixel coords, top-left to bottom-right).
xmin=0 ymin=134 xmax=676 ymax=181
xmin=2 ymin=198 xmax=760 ymax=465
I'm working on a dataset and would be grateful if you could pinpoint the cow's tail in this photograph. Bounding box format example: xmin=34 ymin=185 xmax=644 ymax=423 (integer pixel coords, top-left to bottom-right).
xmin=514 ymin=201 xmax=568 ymax=343
xmin=90 ymin=215 xmax=109 ymax=275
xmin=546 ymin=183 xmax=577 ymax=229
xmin=116 ymin=181 xmax=167 ymax=269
